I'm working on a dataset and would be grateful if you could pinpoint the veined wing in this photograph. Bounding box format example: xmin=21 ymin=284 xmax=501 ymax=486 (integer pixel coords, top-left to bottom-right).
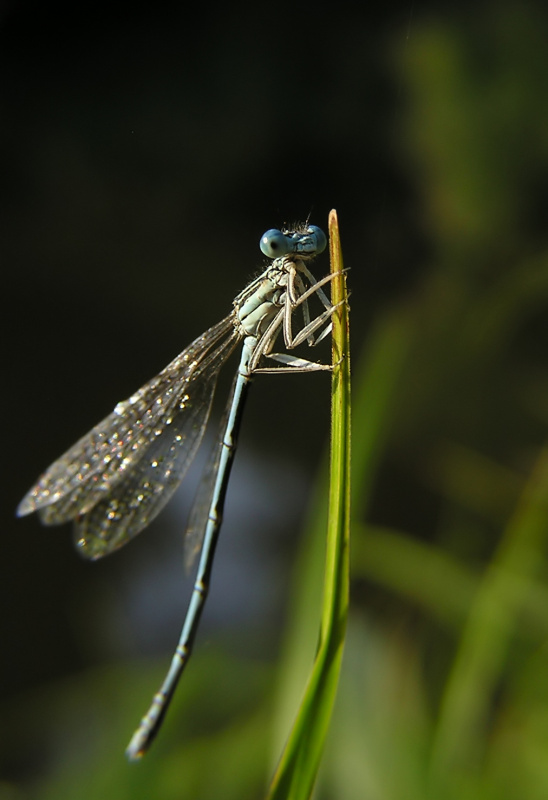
xmin=17 ymin=317 xmax=238 ymax=528
xmin=182 ymin=387 xmax=233 ymax=571
xmin=74 ymin=335 xmax=238 ymax=560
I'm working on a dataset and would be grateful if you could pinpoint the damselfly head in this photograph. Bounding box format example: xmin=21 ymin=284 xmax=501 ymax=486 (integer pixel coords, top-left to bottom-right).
xmin=260 ymin=224 xmax=326 ymax=261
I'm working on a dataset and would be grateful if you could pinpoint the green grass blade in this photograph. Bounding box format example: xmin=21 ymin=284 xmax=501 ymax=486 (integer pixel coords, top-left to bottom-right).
xmin=429 ymin=446 xmax=548 ymax=791
xmin=267 ymin=209 xmax=351 ymax=799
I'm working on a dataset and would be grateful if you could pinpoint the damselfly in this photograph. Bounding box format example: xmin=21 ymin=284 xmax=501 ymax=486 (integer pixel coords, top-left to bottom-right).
xmin=17 ymin=222 xmax=339 ymax=759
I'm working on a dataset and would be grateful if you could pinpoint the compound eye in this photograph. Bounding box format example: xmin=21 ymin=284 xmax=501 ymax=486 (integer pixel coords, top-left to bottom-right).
xmin=260 ymin=229 xmax=292 ymax=258
xmin=307 ymin=225 xmax=327 ymax=254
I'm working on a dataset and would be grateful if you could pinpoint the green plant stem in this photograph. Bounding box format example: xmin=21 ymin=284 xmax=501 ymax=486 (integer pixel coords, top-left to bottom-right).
xmin=266 ymin=209 xmax=351 ymax=800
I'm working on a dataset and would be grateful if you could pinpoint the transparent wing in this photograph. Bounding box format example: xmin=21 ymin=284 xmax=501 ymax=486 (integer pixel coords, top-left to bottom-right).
xmin=17 ymin=316 xmax=238 ymax=533
xmin=183 ymin=414 xmax=227 ymax=571
xmin=182 ymin=371 xmax=241 ymax=571
xmin=74 ymin=360 xmax=225 ymax=560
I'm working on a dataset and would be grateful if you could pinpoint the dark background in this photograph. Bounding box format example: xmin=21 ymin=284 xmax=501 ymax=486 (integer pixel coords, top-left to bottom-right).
xmin=2 ymin=1 xmax=548 ymax=798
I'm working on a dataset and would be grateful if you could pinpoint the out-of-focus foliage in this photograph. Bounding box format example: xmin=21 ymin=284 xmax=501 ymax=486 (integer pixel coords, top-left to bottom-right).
xmin=318 ymin=8 xmax=548 ymax=800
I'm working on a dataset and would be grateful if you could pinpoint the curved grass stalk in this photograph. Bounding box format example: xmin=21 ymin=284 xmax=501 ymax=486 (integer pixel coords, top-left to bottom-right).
xmin=267 ymin=209 xmax=351 ymax=800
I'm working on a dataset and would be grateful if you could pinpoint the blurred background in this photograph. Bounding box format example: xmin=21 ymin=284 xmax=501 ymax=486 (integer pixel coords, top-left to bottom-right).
xmin=3 ymin=0 xmax=548 ymax=798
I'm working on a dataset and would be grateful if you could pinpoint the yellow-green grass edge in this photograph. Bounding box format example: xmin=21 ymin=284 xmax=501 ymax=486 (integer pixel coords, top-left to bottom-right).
xmin=267 ymin=209 xmax=351 ymax=799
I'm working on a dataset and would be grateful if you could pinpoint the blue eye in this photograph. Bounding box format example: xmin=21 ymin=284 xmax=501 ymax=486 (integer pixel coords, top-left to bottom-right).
xmin=260 ymin=229 xmax=292 ymax=258
xmin=307 ymin=225 xmax=327 ymax=254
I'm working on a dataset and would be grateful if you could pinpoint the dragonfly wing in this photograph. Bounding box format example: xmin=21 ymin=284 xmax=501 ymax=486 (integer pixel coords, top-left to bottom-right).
xmin=73 ymin=363 xmax=224 ymax=559
xmin=182 ymin=367 xmax=245 ymax=571
xmin=182 ymin=414 xmax=227 ymax=571
xmin=17 ymin=317 xmax=237 ymax=526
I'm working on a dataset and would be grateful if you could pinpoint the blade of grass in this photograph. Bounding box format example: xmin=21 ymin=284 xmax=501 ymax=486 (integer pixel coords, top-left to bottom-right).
xmin=267 ymin=209 xmax=351 ymax=799
xmin=429 ymin=446 xmax=548 ymax=791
